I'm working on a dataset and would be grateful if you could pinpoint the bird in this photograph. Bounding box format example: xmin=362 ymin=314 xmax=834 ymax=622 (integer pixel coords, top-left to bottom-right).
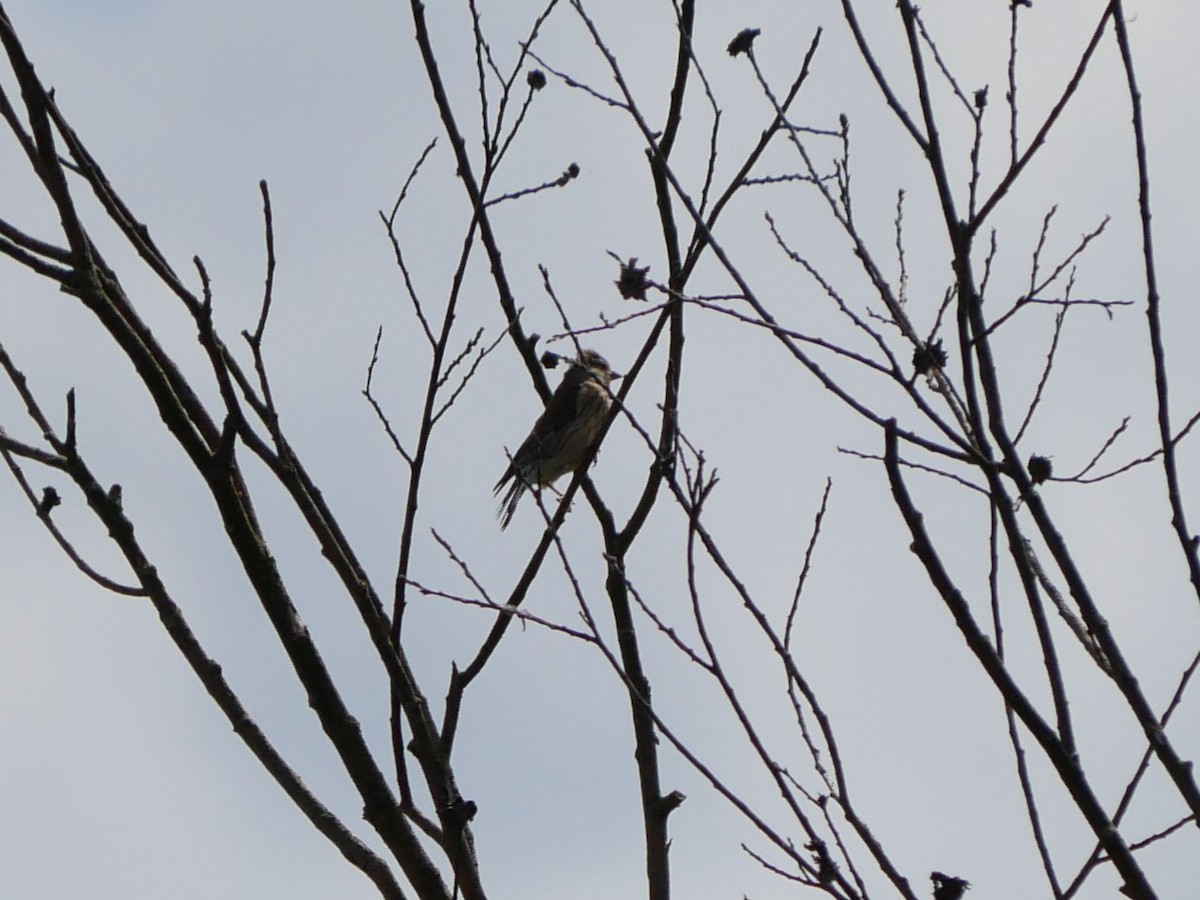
xmin=494 ymin=348 xmax=620 ymax=529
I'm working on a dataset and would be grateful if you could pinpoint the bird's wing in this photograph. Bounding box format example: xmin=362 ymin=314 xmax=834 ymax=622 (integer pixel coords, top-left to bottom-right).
xmin=530 ymin=371 xmax=588 ymax=440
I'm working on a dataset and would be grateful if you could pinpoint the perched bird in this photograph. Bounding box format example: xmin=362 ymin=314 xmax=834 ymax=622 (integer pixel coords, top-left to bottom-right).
xmin=494 ymin=349 xmax=620 ymax=529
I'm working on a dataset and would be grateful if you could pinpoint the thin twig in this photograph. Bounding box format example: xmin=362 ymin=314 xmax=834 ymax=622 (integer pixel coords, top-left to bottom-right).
xmin=363 ymin=328 xmax=415 ymax=466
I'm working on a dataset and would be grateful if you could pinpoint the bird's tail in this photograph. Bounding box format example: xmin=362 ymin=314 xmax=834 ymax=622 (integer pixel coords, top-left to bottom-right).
xmin=493 ymin=470 xmax=526 ymax=530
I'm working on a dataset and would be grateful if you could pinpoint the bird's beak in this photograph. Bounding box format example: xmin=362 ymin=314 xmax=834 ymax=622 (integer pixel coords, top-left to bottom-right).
xmin=610 ymin=371 xmax=623 ymax=381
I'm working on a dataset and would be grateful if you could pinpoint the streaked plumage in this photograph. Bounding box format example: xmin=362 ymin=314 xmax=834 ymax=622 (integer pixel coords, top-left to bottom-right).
xmin=494 ymin=349 xmax=620 ymax=529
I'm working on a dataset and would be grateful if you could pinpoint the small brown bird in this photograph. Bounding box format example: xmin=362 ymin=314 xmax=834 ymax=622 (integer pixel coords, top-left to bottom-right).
xmin=494 ymin=349 xmax=620 ymax=529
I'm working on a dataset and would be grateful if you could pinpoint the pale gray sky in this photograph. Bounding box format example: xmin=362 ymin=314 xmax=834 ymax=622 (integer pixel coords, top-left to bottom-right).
xmin=1 ymin=1 xmax=1197 ymax=898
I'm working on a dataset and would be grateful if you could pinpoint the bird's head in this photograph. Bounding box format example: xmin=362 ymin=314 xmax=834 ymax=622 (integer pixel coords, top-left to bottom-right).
xmin=574 ymin=348 xmax=621 ymax=385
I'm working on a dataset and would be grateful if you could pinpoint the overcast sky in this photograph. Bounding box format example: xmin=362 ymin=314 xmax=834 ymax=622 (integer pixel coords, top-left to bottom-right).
xmin=1 ymin=1 xmax=1198 ymax=898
